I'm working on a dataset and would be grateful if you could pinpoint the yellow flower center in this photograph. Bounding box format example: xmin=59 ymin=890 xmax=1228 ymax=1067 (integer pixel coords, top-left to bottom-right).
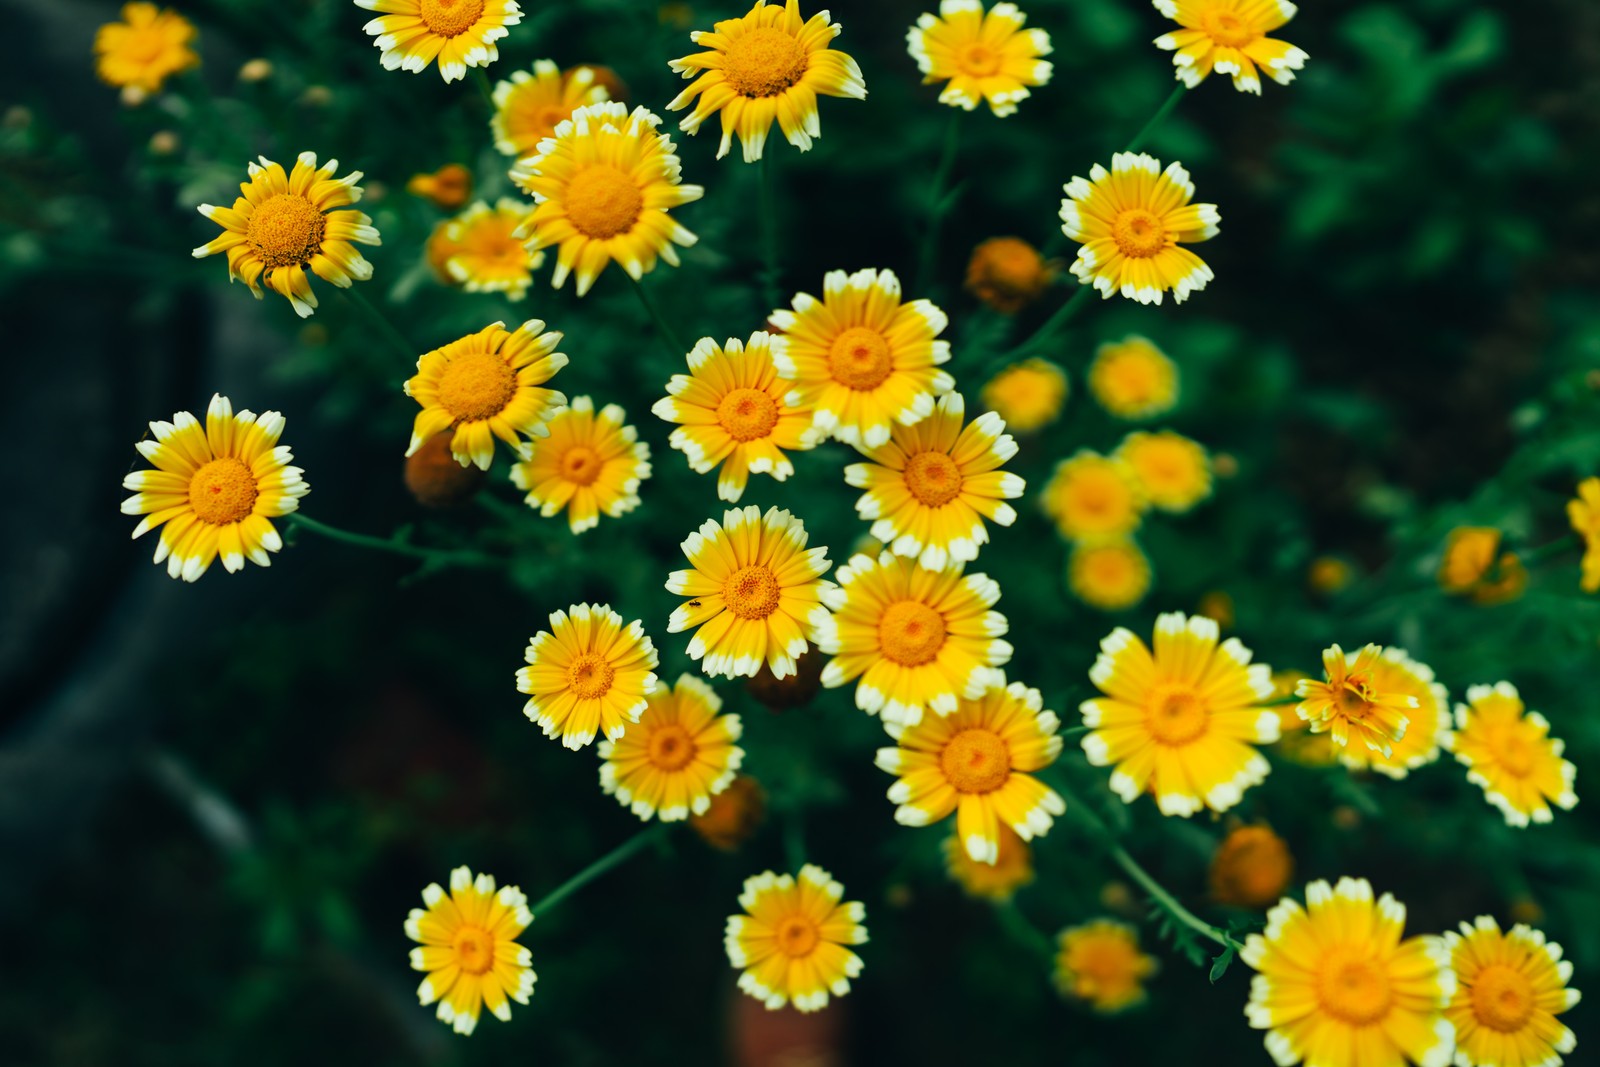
xmin=247 ymin=194 xmax=327 ymax=270
xmin=1471 ymin=963 xmax=1537 ymax=1032
xmin=188 ymin=457 xmax=260 ymax=525
xmin=878 ymin=600 xmax=947 ymax=666
xmin=941 ymin=728 xmax=1010 ymax=794
xmin=564 ymin=165 xmax=644 ymax=240
xmin=646 ymin=722 xmax=698 ymax=771
xmin=537 ymin=104 xmax=572 ymax=133
xmin=1112 ymin=208 xmax=1168 ymax=259
xmin=418 ymin=0 xmax=486 ymax=38
xmin=1315 ymin=949 xmax=1394 ymax=1026
xmin=724 ymin=564 xmax=782 ymax=620
xmin=1147 ymin=686 xmax=1209 ymax=745
xmin=567 ymin=651 xmax=616 ymax=700
xmin=774 ymin=914 xmax=821 ymax=958
xmin=1333 ymin=681 xmax=1377 ymax=723
xmin=903 ymin=451 xmax=964 ymax=507
xmin=452 ymin=924 xmax=495 ymax=976
xmin=827 ymin=326 xmax=894 ymax=391
xmin=1495 ymin=729 xmax=1538 ymax=777
xmin=1202 ymin=10 xmax=1259 ymax=49
xmin=122 ymin=28 xmax=172 ymax=64
xmin=558 ymin=445 xmax=604 ymax=486
xmin=436 ymin=350 xmax=518 ymax=422
xmin=956 ymin=42 xmax=1002 ymax=77
xmin=720 ymin=26 xmax=808 ymax=98
xmin=717 ymin=387 xmax=780 ymax=442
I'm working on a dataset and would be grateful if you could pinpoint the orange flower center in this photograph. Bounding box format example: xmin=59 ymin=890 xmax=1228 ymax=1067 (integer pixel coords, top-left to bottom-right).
xmin=827 ymin=326 xmax=894 ymax=391
xmin=721 ymin=26 xmax=808 ymax=98
xmin=1471 ymin=963 xmax=1536 ymax=1032
xmin=564 ymin=165 xmax=643 ymax=240
xmin=1495 ymin=729 xmax=1538 ymax=777
xmin=419 ymin=0 xmax=486 ymax=38
xmin=957 ymin=42 xmax=1002 ymax=77
xmin=537 ymin=104 xmax=572 ymax=134
xmin=1112 ymin=208 xmax=1168 ymax=259
xmin=1202 ymin=10 xmax=1258 ymax=48
xmin=247 ymin=194 xmax=326 ymax=269
xmin=774 ymin=914 xmax=820 ymax=958
xmin=717 ymin=387 xmax=780 ymax=442
xmin=941 ymin=728 xmax=1010 ymax=794
xmin=1147 ymin=686 xmax=1209 ymax=745
xmin=567 ymin=651 xmax=616 ymax=700
xmin=436 ymin=350 xmax=518 ymax=422
xmin=188 ymin=457 xmax=259 ymax=525
xmin=724 ymin=564 xmax=782 ymax=620
xmin=558 ymin=445 xmax=604 ymax=486
xmin=452 ymin=924 xmax=495 ymax=975
xmin=646 ymin=722 xmax=697 ymax=771
xmin=1315 ymin=949 xmax=1393 ymax=1026
xmin=903 ymin=451 xmax=963 ymax=507
xmin=1332 ymin=680 xmax=1377 ymax=723
xmin=878 ymin=600 xmax=947 ymax=666
xmin=977 ymin=239 xmax=1045 ymax=290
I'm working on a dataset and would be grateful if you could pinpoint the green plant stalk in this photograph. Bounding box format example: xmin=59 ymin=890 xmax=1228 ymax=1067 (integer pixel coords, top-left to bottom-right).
xmin=1516 ymin=533 xmax=1580 ymax=568
xmin=994 ymin=901 xmax=1055 ymax=963
xmin=343 ymin=287 xmax=420 ymax=363
xmin=997 ymin=286 xmax=1090 ymax=362
xmin=632 ymin=277 xmax=690 ymax=358
xmin=1110 ymin=844 xmax=1238 ymax=950
xmin=1125 ymin=84 xmax=1188 ymax=153
xmin=471 ymin=67 xmax=496 ymax=109
xmin=287 ymin=514 xmax=500 ymax=570
xmin=915 ymin=112 xmax=963 ymax=295
xmin=531 ymin=825 xmax=668 ymax=915
xmin=783 ymin=807 xmax=807 ymax=872
xmin=759 ymin=151 xmax=783 ymax=315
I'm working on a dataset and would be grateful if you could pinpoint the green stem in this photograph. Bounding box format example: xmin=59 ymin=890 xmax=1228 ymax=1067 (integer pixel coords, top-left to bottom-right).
xmin=783 ymin=807 xmax=807 ymax=872
xmin=758 ymin=151 xmax=782 ymax=315
xmin=531 ymin=825 xmax=667 ymax=915
xmin=287 ymin=514 xmax=500 ymax=570
xmin=1516 ymin=533 xmax=1580 ymax=568
xmin=914 ymin=112 xmax=963 ymax=295
xmin=471 ymin=67 xmax=497 ymax=109
xmin=1110 ymin=844 xmax=1237 ymax=950
xmin=994 ymin=901 xmax=1055 ymax=963
xmin=342 ymin=287 xmax=419 ymax=363
xmin=632 ymin=278 xmax=688 ymax=358
xmin=1125 ymin=85 xmax=1188 ymax=153
xmin=997 ymin=286 xmax=1090 ymax=362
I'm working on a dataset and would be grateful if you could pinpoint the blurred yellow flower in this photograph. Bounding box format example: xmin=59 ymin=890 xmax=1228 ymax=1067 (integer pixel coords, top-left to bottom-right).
xmin=438 ymin=199 xmax=542 ymax=301
xmin=1088 ymin=336 xmax=1178 ymax=419
xmin=94 ymin=3 xmax=199 ymax=99
xmin=1067 ymin=539 xmax=1151 ymax=612
xmin=599 ymin=674 xmax=743 ymax=821
xmin=509 ymin=397 xmax=650 ymax=533
xmin=1438 ymin=526 xmax=1527 ymax=604
xmin=726 ymin=865 xmax=868 ymax=1012
xmin=1296 ymin=643 xmax=1417 ymax=759
xmin=943 ymin=826 xmax=1033 ymax=901
xmin=1054 ymin=920 xmax=1156 ymax=1013
xmin=966 ymin=239 xmax=1057 ymax=315
xmin=405 ymin=431 xmax=487 ymax=508
xmin=491 ymin=61 xmax=610 ymax=159
xmin=1568 ymin=477 xmax=1600 ymax=592
xmin=980 ymin=358 xmax=1067 ymax=432
xmin=1336 ymin=649 xmax=1451 ymax=780
xmin=1041 ymin=451 xmax=1145 ymax=540
xmin=1443 ymin=916 xmax=1581 ymax=1067
xmin=407 ymin=163 xmax=473 ymax=208
xmin=907 ymin=0 xmax=1053 ymax=117
xmin=355 ymin=0 xmax=520 ymax=83
xmin=1154 ymin=0 xmax=1308 ymax=95
xmin=1117 ymin=430 xmax=1212 ymax=512
xmin=692 ymin=774 xmax=767 ymax=850
xmin=1209 ymin=825 xmax=1292 ymax=909
xmin=1307 ymin=555 xmax=1354 ymax=595
xmin=1451 ymin=683 xmax=1577 ymax=828
xmin=517 ymin=603 xmax=660 ymax=749
xmin=405 ymin=865 xmax=534 ymax=1036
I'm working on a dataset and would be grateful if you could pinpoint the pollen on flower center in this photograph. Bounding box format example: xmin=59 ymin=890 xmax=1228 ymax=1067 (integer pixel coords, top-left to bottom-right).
xmin=558 ymin=445 xmax=603 ymax=486
xmin=1495 ymin=730 xmax=1537 ymax=777
xmin=1147 ymin=687 xmax=1209 ymax=745
xmin=646 ymin=722 xmax=698 ymax=771
xmin=419 ymin=0 xmax=486 ymax=38
xmin=1315 ymin=951 xmax=1394 ymax=1025
xmin=957 ymin=42 xmax=1002 ymax=77
xmin=716 ymin=387 xmax=780 ymax=442
xmin=1203 ymin=11 xmax=1258 ymax=48
xmin=827 ymin=326 xmax=894 ymax=391
xmin=724 ymin=564 xmax=782 ymax=620
xmin=878 ymin=600 xmax=947 ymax=666
xmin=452 ymin=924 xmax=496 ymax=975
xmin=903 ymin=452 xmax=963 ymax=507
xmin=1471 ymin=963 xmax=1536 ymax=1032
xmin=1112 ymin=209 xmax=1168 ymax=259
xmin=564 ymin=165 xmax=644 ymax=240
xmin=942 ymin=728 xmax=1010 ymax=794
xmin=720 ymin=27 xmax=809 ymax=98
xmin=247 ymin=194 xmax=327 ymax=269
xmin=568 ymin=652 xmax=616 ymax=699
xmin=775 ymin=915 xmax=820 ymax=958
xmin=188 ymin=457 xmax=260 ymax=525
xmin=1334 ymin=684 xmax=1375 ymax=720
xmin=436 ymin=350 xmax=518 ymax=422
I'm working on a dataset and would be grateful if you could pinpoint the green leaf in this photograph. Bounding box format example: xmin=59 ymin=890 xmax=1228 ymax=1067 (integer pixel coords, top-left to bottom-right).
xmin=1209 ymin=945 xmax=1236 ymax=984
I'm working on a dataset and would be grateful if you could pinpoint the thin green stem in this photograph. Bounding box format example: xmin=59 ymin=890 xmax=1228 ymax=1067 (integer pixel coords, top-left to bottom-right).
xmin=632 ymin=278 xmax=688 ymax=358
xmin=342 ymin=287 xmax=419 ymax=363
xmin=531 ymin=825 xmax=668 ymax=915
xmin=783 ymin=807 xmax=807 ymax=872
xmin=994 ymin=901 xmax=1055 ymax=963
xmin=471 ymin=67 xmax=496 ymax=109
xmin=915 ymin=112 xmax=963 ymax=295
xmin=758 ymin=151 xmax=782 ymax=314
xmin=287 ymin=514 xmax=500 ymax=570
xmin=1110 ymin=844 xmax=1237 ymax=950
xmin=1125 ymin=85 xmax=1187 ymax=153
xmin=996 ymin=286 xmax=1090 ymax=363
xmin=1516 ymin=533 xmax=1580 ymax=568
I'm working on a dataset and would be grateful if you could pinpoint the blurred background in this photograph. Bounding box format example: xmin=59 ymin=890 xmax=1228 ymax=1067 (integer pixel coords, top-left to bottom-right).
xmin=2 ymin=0 xmax=1598 ymax=1063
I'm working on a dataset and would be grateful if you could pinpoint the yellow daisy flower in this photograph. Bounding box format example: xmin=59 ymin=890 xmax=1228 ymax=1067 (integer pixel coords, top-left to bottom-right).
xmin=666 ymin=505 xmax=835 ymax=680
xmin=1443 ymin=916 xmax=1581 ymax=1067
xmin=966 ymin=238 xmax=1057 ymax=315
xmin=1041 ymin=451 xmax=1145 ymax=541
xmin=1060 ymin=152 xmax=1220 ymax=305
xmin=1055 ymin=920 xmax=1157 ymax=1013
xmin=1296 ymin=643 xmax=1418 ymax=758
xmin=770 ymin=268 xmax=955 ymax=450
xmin=875 ymin=679 xmax=1065 ymax=864
xmin=405 ymin=865 xmax=535 ymax=1036
xmin=438 ymin=198 xmax=542 ymax=301
xmin=403 ymin=319 xmax=568 ymax=471
xmin=1089 ymin=335 xmax=1179 ymax=419
xmin=94 ymin=3 xmax=199 ymax=100
xmin=1080 ymin=612 xmax=1279 ymax=817
xmin=192 ymin=152 xmax=380 ymax=319
xmin=1307 ymin=555 xmax=1355 ymax=596
xmin=1242 ymin=878 xmax=1455 ymax=1067
xmin=691 ymin=774 xmax=767 ymax=850
xmin=667 ymin=0 xmax=867 ymax=163
xmin=407 ymin=163 xmax=473 ymax=208
xmin=1336 ymin=648 xmax=1451 ymax=780
xmin=1567 ymin=477 xmax=1600 ymax=593
xmin=943 ymin=826 xmax=1033 ymax=901
xmin=1209 ymin=825 xmax=1292 ymax=909
xmin=726 ymin=865 xmax=868 ymax=1013
xmin=1154 ymin=0 xmax=1309 ymax=95
xmin=599 ymin=673 xmax=743 ymax=821
xmin=844 ymin=392 xmax=1025 ymax=572
xmin=516 ymin=603 xmax=660 ymax=750
xmin=491 ymin=61 xmax=610 ymax=159
xmin=907 ymin=0 xmax=1053 ymax=117
xmin=652 ymin=332 xmax=820 ymax=504
xmin=1451 ymin=683 xmax=1577 ymax=828
xmin=121 ymin=394 xmax=309 ymax=582
xmin=354 ymin=0 xmax=521 ymax=83
xmin=1117 ymin=430 xmax=1212 ymax=512
xmin=980 ymin=358 xmax=1067 ymax=433
xmin=1068 ymin=538 xmax=1152 ymax=612
xmin=814 ymin=552 xmax=1012 ymax=726
xmin=509 ymin=397 xmax=650 ymax=533
xmin=510 ymin=102 xmax=704 ymax=297
xmin=1439 ymin=527 xmax=1502 ymax=593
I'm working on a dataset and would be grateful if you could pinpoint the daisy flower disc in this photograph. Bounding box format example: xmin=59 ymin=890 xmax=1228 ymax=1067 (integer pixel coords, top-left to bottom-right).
xmin=1568 ymin=477 xmax=1600 ymax=593
xmin=121 ymin=394 xmax=309 ymax=582
xmin=814 ymin=552 xmax=1012 ymax=726
xmin=1443 ymin=916 xmax=1581 ymax=1067
xmin=599 ymin=673 xmax=744 ymax=821
xmin=1296 ymin=643 xmax=1418 ymax=758
xmin=1450 ymin=683 xmax=1578 ymax=828
xmin=1055 ymin=920 xmax=1158 ymax=1013
xmin=94 ymin=3 xmax=199 ymax=97
xmin=509 ymin=396 xmax=650 ymax=533
xmin=1117 ymin=430 xmax=1212 ymax=513
xmin=405 ymin=865 xmax=535 ymax=1036
xmin=652 ymin=332 xmax=820 ymax=503
xmin=943 ymin=826 xmax=1033 ymax=901
xmin=875 ymin=679 xmax=1066 ymax=864
xmin=516 ymin=603 xmax=660 ymax=749
xmin=439 ymin=198 xmax=542 ymax=301
xmin=354 ymin=0 xmax=522 ymax=83
xmin=192 ymin=152 xmax=380 ymax=319
xmin=1242 ymin=878 xmax=1455 ymax=1067
xmin=510 ymin=102 xmax=704 ymax=297
xmin=1089 ymin=335 xmax=1179 ymax=419
xmin=1335 ymin=649 xmax=1451 ymax=779
xmin=667 ymin=0 xmax=867 ymax=163
xmin=1080 ymin=612 xmax=1279 ymax=817
xmin=726 ymin=865 xmax=868 ymax=1012
xmin=770 ymin=268 xmax=955 ymax=450
xmin=907 ymin=0 xmax=1053 ymax=117
xmin=980 ymin=357 xmax=1068 ymax=432
xmin=844 ymin=392 xmax=1025 ymax=572
xmin=1060 ymin=151 xmax=1219 ymax=305
xmin=404 ymin=319 xmax=568 ymax=471
xmin=1068 ymin=538 xmax=1152 ymax=612
xmin=1042 ymin=451 xmax=1146 ymax=541
xmin=492 ymin=60 xmax=610 ymax=159
xmin=1154 ymin=0 xmax=1309 ymax=95
xmin=1209 ymin=824 xmax=1293 ymax=909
